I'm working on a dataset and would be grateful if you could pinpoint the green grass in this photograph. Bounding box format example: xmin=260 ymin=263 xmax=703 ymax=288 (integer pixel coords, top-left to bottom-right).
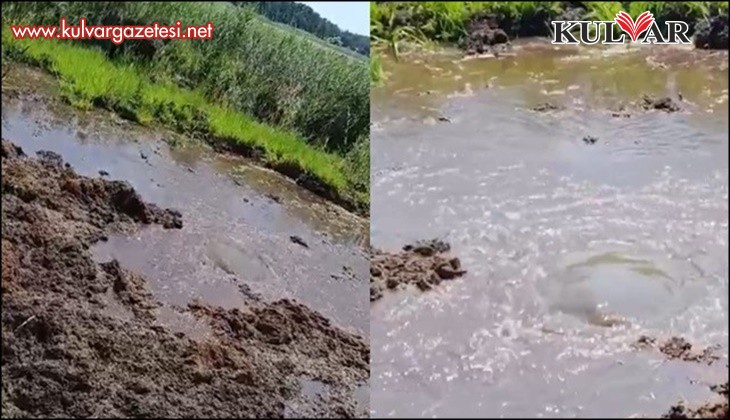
xmin=266 ymin=19 xmax=368 ymax=61
xmin=370 ymin=55 xmax=385 ymax=85
xmin=2 ymin=1 xmax=368 ymax=155
xmin=372 ymin=1 xmax=727 ymax=50
xmin=2 ymin=26 xmax=367 ymax=214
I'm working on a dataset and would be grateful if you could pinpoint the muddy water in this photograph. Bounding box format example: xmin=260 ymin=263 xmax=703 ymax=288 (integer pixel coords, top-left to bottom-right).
xmin=1 ymin=66 xmax=369 ymax=338
xmin=371 ymin=41 xmax=728 ymax=417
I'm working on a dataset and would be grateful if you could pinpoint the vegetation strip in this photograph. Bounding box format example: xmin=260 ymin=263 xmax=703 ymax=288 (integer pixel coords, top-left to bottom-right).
xmin=1 ymin=26 xmax=368 ymax=214
xmin=371 ymin=1 xmax=729 ymax=57
xmin=2 ymin=1 xmax=370 ymax=214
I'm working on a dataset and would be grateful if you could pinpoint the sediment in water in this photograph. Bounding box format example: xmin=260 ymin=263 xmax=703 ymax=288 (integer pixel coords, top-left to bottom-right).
xmin=0 ymin=139 xmax=368 ymax=418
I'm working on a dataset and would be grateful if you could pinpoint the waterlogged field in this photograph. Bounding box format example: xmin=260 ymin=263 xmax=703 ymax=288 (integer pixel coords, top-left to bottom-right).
xmin=1 ymin=1 xmax=370 ymax=212
xmin=370 ymin=39 xmax=728 ymax=418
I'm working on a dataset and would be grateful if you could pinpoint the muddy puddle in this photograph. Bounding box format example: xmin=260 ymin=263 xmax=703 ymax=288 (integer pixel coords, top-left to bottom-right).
xmin=371 ymin=40 xmax=728 ymax=417
xmin=1 ymin=64 xmax=369 ymax=339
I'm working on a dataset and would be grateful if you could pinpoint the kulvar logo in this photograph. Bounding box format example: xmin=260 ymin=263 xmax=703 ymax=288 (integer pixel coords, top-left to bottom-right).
xmin=552 ymin=11 xmax=692 ymax=45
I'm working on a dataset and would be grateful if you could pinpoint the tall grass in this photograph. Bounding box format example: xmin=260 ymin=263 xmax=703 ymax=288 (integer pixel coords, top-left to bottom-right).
xmin=372 ymin=2 xmax=726 ymax=48
xmin=1 ymin=26 xmax=367 ymax=214
xmin=371 ymin=1 xmax=562 ymax=48
xmin=2 ymin=1 xmax=370 ymax=213
xmin=370 ymin=55 xmax=385 ymax=85
xmin=2 ymin=1 xmax=368 ymax=155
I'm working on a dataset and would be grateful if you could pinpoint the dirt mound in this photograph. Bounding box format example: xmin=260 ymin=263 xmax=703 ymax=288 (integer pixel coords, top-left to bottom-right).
xmin=663 ymin=382 xmax=729 ymax=419
xmin=640 ymin=95 xmax=682 ymax=113
xmin=694 ymin=14 xmax=729 ymax=50
xmin=370 ymin=239 xmax=467 ymax=301
xmin=531 ymin=102 xmax=564 ymax=112
xmin=633 ymin=335 xmax=719 ymax=365
xmin=464 ymin=14 xmax=510 ymax=55
xmin=1 ymin=140 xmax=368 ymax=418
xmin=608 ymin=95 xmax=682 ymax=118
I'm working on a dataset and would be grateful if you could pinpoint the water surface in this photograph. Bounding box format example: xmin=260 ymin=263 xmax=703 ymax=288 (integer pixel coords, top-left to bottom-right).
xmin=371 ymin=41 xmax=728 ymax=418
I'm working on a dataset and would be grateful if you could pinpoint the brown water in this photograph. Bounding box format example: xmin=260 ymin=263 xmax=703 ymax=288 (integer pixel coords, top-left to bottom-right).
xmin=1 ymin=65 xmax=369 ymax=338
xmin=371 ymin=40 xmax=728 ymax=417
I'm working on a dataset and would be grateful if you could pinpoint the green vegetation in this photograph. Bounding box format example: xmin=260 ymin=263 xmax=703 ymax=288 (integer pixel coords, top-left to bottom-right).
xmin=370 ymin=55 xmax=385 ymax=85
xmin=266 ymin=19 xmax=368 ymax=61
xmin=2 ymin=1 xmax=370 ymax=214
xmin=243 ymin=1 xmax=370 ymax=57
xmin=371 ymin=1 xmax=728 ymax=50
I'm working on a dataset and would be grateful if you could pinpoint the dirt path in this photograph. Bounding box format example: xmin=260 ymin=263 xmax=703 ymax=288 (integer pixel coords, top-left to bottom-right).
xmin=1 ymin=140 xmax=369 ymax=418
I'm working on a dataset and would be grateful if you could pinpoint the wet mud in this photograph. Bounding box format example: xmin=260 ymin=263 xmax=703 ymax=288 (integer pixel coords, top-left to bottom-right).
xmin=464 ymin=14 xmax=510 ymax=56
xmin=0 ymin=140 xmax=368 ymax=418
xmin=664 ymin=382 xmax=729 ymax=419
xmin=634 ymin=336 xmax=720 ymax=365
xmin=694 ymin=14 xmax=729 ymax=50
xmin=370 ymin=240 xmax=467 ymax=302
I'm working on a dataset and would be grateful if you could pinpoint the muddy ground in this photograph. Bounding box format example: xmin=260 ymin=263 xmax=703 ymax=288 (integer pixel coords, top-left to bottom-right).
xmin=663 ymin=381 xmax=728 ymax=419
xmin=631 ymin=336 xmax=728 ymax=419
xmin=370 ymin=239 xmax=467 ymax=301
xmin=0 ymin=140 xmax=369 ymax=418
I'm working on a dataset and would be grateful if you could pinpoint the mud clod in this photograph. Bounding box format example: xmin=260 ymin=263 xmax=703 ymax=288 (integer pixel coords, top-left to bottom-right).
xmin=663 ymin=382 xmax=729 ymax=419
xmin=1 ymin=139 xmax=368 ymax=418
xmin=290 ymin=235 xmax=309 ymax=248
xmin=531 ymin=102 xmax=563 ymax=112
xmin=633 ymin=335 xmax=719 ymax=365
xmin=694 ymin=14 xmax=729 ymax=50
xmin=464 ymin=14 xmax=510 ymax=55
xmin=371 ymin=239 xmax=467 ymax=301
xmin=641 ymin=95 xmax=682 ymax=113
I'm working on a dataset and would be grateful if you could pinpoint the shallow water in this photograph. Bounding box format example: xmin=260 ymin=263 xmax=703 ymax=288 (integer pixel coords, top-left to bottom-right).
xmin=1 ymin=66 xmax=369 ymax=338
xmin=371 ymin=41 xmax=728 ymax=417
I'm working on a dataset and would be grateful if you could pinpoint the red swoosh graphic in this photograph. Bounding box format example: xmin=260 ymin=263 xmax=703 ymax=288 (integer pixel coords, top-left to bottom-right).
xmin=615 ymin=11 xmax=655 ymax=42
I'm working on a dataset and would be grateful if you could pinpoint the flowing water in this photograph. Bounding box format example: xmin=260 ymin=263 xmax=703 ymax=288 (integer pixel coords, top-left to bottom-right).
xmin=1 ymin=65 xmax=369 ymax=340
xmin=371 ymin=40 xmax=728 ymax=418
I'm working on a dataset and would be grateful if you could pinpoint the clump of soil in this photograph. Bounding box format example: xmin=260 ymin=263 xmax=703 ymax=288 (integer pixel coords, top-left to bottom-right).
xmin=640 ymin=95 xmax=682 ymax=113
xmin=694 ymin=14 xmax=729 ymax=50
xmin=531 ymin=102 xmax=564 ymax=112
xmin=663 ymin=382 xmax=728 ymax=419
xmin=463 ymin=14 xmax=510 ymax=55
xmin=633 ymin=335 xmax=719 ymax=365
xmin=1 ymin=140 xmax=368 ymax=418
xmin=370 ymin=239 xmax=467 ymax=301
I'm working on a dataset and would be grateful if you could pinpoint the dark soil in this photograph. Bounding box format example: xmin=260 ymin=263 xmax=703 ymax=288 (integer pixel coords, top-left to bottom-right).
xmin=663 ymin=382 xmax=728 ymax=419
xmin=694 ymin=14 xmax=729 ymax=50
xmin=370 ymin=239 xmax=467 ymax=302
xmin=464 ymin=14 xmax=510 ymax=55
xmin=640 ymin=95 xmax=683 ymax=113
xmin=1 ymin=140 xmax=368 ymax=418
xmin=531 ymin=102 xmax=564 ymax=112
xmin=633 ymin=335 xmax=719 ymax=365
xmin=632 ymin=336 xmax=726 ymax=418
xmin=582 ymin=136 xmax=598 ymax=145
xmin=608 ymin=95 xmax=682 ymax=118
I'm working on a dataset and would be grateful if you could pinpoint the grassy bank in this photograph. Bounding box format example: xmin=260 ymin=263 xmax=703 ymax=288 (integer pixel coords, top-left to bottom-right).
xmin=2 ymin=1 xmax=370 ymax=214
xmin=1 ymin=27 xmax=368 ymax=214
xmin=371 ymin=1 xmax=729 ymax=49
xmin=3 ymin=2 xmax=369 ymax=155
